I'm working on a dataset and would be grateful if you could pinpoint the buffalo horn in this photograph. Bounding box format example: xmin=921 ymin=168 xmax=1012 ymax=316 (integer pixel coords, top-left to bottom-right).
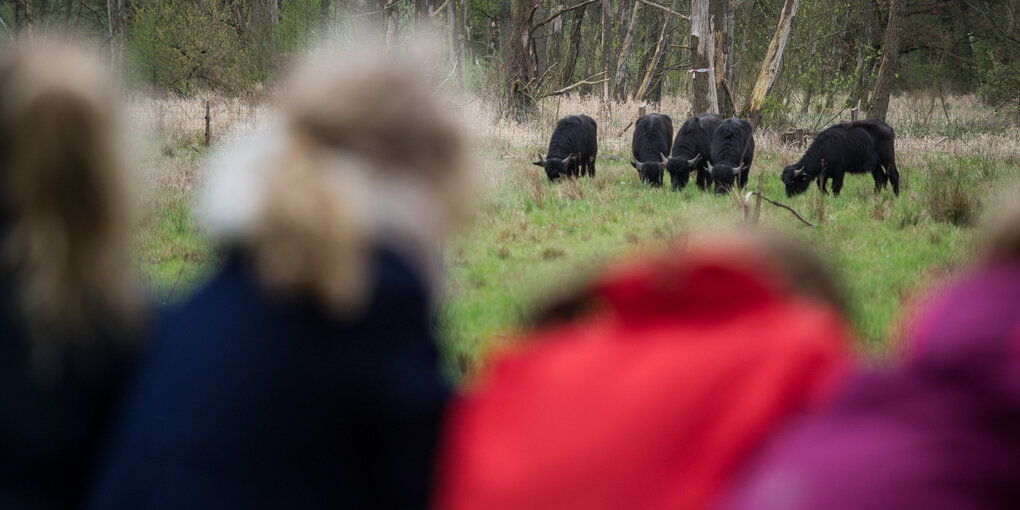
xmin=687 ymin=153 xmax=701 ymax=166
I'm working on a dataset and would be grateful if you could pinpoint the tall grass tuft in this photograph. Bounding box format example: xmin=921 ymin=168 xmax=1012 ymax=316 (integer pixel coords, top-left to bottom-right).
xmin=923 ymin=162 xmax=982 ymax=227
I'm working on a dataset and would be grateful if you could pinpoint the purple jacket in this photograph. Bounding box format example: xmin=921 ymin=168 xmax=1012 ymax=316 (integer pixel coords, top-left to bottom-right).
xmin=718 ymin=263 xmax=1020 ymax=510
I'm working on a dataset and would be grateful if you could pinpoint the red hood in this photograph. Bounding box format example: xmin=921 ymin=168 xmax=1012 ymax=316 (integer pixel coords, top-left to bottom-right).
xmin=437 ymin=244 xmax=852 ymax=510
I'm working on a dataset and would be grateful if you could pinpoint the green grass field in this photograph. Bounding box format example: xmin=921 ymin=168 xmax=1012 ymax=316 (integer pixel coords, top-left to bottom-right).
xmin=135 ymin=96 xmax=1019 ymax=379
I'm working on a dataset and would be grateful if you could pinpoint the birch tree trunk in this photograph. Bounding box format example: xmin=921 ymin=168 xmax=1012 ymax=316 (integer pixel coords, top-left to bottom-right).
xmin=690 ymin=0 xmax=718 ymax=114
xmin=741 ymin=0 xmax=801 ymax=124
xmin=710 ymin=0 xmax=734 ymax=115
xmin=612 ymin=1 xmax=640 ymax=100
xmin=866 ymin=0 xmax=905 ymax=121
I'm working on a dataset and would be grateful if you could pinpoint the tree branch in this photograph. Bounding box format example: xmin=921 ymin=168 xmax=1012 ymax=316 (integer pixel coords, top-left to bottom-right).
xmin=531 ymin=0 xmax=600 ymax=33
xmin=636 ymin=0 xmax=690 ymax=21
xmin=545 ymin=76 xmax=609 ymax=96
xmin=751 ymin=192 xmax=815 ymax=227
xmin=430 ymin=0 xmax=452 ymax=19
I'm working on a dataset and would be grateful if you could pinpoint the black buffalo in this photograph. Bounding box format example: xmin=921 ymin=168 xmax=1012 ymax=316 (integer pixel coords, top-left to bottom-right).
xmin=534 ymin=114 xmax=598 ymax=181
xmin=707 ymin=117 xmax=755 ymax=195
xmin=631 ymin=113 xmax=673 ymax=187
xmin=666 ymin=113 xmax=721 ymax=191
xmin=781 ymin=119 xmax=899 ymax=197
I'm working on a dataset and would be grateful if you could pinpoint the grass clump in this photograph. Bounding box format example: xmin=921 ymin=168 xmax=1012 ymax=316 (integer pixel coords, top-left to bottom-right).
xmin=922 ymin=157 xmax=983 ymax=227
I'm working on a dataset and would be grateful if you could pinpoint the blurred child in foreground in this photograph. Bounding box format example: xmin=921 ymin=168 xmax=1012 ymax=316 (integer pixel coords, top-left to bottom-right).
xmin=436 ymin=232 xmax=854 ymax=510
xmin=90 ymin=41 xmax=471 ymax=510
xmin=717 ymin=200 xmax=1020 ymax=510
xmin=0 ymin=41 xmax=143 ymax=510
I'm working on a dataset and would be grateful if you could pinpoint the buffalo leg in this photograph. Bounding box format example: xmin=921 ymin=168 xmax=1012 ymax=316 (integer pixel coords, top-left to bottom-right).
xmin=832 ymin=174 xmax=845 ymax=196
xmin=696 ymin=168 xmax=709 ymax=190
xmin=738 ymin=168 xmax=750 ymax=190
xmin=871 ymin=166 xmax=888 ymax=193
xmin=886 ymin=161 xmax=899 ymax=196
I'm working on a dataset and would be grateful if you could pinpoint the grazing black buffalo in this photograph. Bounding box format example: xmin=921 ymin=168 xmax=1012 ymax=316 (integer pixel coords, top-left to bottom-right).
xmin=666 ymin=113 xmax=721 ymax=191
xmin=707 ymin=117 xmax=755 ymax=195
xmin=534 ymin=114 xmax=598 ymax=181
xmin=631 ymin=113 xmax=673 ymax=187
xmin=782 ymin=119 xmax=899 ymax=197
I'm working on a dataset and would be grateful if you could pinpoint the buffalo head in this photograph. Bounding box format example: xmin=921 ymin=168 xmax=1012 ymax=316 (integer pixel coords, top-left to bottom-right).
xmin=707 ymin=161 xmax=747 ymax=195
xmin=665 ymin=153 xmax=702 ymax=191
xmin=534 ymin=153 xmax=580 ymax=182
xmin=781 ymin=164 xmax=812 ymax=197
xmin=632 ymin=153 xmax=669 ymax=188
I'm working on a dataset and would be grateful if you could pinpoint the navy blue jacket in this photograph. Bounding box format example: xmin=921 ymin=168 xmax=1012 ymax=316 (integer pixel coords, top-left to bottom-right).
xmin=0 ymin=274 xmax=136 ymax=510
xmin=90 ymin=249 xmax=450 ymax=510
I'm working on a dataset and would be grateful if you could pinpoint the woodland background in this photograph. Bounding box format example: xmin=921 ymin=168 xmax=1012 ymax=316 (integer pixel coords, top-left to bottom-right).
xmin=1 ymin=0 xmax=1017 ymax=126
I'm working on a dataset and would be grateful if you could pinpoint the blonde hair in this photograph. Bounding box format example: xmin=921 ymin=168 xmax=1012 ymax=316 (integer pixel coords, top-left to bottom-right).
xmin=0 ymin=40 xmax=138 ymax=347
xmin=239 ymin=43 xmax=470 ymax=315
xmin=983 ymin=194 xmax=1020 ymax=264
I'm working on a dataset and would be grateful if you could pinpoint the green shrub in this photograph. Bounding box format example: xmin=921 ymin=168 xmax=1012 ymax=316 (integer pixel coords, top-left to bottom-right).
xmin=128 ymin=0 xmax=256 ymax=95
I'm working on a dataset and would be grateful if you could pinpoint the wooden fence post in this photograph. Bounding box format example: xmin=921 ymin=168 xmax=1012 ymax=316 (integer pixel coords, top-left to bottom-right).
xmin=204 ymin=100 xmax=211 ymax=147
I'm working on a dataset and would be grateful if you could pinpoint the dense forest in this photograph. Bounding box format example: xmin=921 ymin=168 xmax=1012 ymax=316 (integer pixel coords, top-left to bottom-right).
xmin=1 ymin=0 xmax=1016 ymax=125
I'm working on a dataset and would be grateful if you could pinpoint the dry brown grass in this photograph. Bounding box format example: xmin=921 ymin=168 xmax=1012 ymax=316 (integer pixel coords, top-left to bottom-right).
xmin=126 ymin=91 xmax=1019 ymax=199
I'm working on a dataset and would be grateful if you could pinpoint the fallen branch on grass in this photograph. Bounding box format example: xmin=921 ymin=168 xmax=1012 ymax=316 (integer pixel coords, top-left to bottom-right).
xmin=747 ymin=191 xmax=816 ymax=227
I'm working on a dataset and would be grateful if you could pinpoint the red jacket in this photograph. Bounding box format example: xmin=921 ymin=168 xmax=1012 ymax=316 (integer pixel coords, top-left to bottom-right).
xmin=436 ymin=244 xmax=851 ymax=510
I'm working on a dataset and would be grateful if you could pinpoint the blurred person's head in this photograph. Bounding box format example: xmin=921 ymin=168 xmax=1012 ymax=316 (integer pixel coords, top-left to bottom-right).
xmin=201 ymin=38 xmax=471 ymax=315
xmin=532 ymin=229 xmax=847 ymax=328
xmin=0 ymin=39 xmax=138 ymax=352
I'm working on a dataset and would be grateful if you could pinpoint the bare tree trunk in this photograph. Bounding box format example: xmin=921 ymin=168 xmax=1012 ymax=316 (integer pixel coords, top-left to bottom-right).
xmin=635 ymin=0 xmax=678 ymax=101
xmin=741 ymin=0 xmax=801 ymax=125
xmin=847 ymin=9 xmax=872 ymax=109
xmin=252 ymin=0 xmax=279 ymax=76
xmin=384 ymin=0 xmax=399 ymax=46
xmin=690 ymin=0 xmax=718 ymax=114
xmin=866 ymin=0 xmax=905 ymax=121
xmin=454 ymin=0 xmax=466 ymax=87
xmin=65 ymin=0 xmax=74 ymax=28
xmin=16 ymin=0 xmax=34 ymax=37
xmin=646 ymin=21 xmax=677 ymax=104
xmin=710 ymin=0 xmax=734 ymax=115
xmin=321 ymin=0 xmax=332 ymax=35
xmin=601 ymin=0 xmax=611 ymax=102
xmin=107 ymin=0 xmax=124 ymax=68
xmin=415 ymin=0 xmax=432 ymax=25
xmin=560 ymin=4 xmax=588 ymax=88
xmin=507 ymin=0 xmax=540 ymax=119
xmin=612 ymin=1 xmax=640 ymax=100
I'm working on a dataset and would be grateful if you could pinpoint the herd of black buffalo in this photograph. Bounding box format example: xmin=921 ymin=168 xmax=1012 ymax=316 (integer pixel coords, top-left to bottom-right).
xmin=533 ymin=112 xmax=901 ymax=198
